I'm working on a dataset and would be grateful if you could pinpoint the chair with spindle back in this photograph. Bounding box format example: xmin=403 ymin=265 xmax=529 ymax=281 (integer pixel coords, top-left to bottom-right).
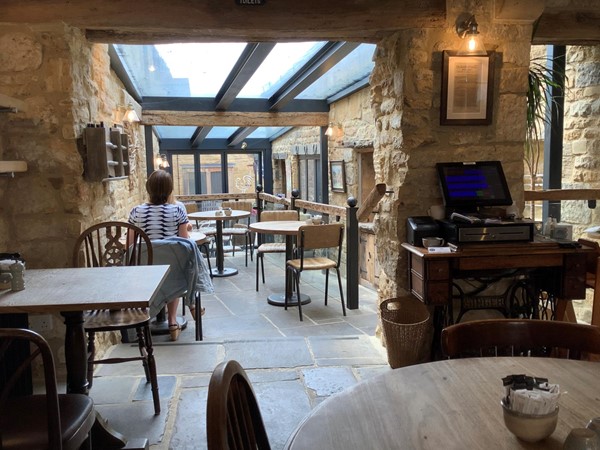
xmin=72 ymin=221 xmax=161 ymax=414
xmin=441 ymin=318 xmax=600 ymax=359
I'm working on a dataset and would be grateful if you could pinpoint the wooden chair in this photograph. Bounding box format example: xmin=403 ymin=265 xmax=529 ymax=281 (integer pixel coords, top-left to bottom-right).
xmin=72 ymin=221 xmax=160 ymax=414
xmin=578 ymin=238 xmax=600 ymax=326
xmin=286 ymin=223 xmax=346 ymax=321
xmin=441 ymin=318 xmax=600 ymax=359
xmin=255 ymin=209 xmax=299 ymax=291
xmin=206 ymin=360 xmax=271 ymax=450
xmin=0 ymin=328 xmax=95 ymax=450
xmin=221 ymin=200 xmax=254 ymax=266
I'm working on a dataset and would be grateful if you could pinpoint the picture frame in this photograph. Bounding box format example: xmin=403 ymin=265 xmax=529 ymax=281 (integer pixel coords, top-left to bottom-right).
xmin=329 ymin=160 xmax=346 ymax=193
xmin=440 ymin=51 xmax=495 ymax=125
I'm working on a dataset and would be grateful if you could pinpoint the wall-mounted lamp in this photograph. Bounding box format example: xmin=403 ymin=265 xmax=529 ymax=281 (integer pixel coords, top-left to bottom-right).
xmin=241 ymin=141 xmax=248 ymax=150
xmin=123 ymin=103 xmax=141 ymax=123
xmin=325 ymin=122 xmax=342 ymax=137
xmin=154 ymin=154 xmax=170 ymax=170
xmin=456 ymin=15 xmax=487 ymax=56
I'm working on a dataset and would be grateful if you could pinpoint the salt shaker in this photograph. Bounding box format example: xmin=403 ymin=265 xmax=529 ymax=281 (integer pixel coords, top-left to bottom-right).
xmin=9 ymin=261 xmax=25 ymax=291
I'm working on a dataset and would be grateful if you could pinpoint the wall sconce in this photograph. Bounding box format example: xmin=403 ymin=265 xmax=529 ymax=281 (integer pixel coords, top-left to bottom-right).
xmin=325 ymin=122 xmax=342 ymax=137
xmin=456 ymin=15 xmax=487 ymax=55
xmin=154 ymin=154 xmax=170 ymax=170
xmin=123 ymin=103 xmax=141 ymax=123
xmin=241 ymin=141 xmax=248 ymax=150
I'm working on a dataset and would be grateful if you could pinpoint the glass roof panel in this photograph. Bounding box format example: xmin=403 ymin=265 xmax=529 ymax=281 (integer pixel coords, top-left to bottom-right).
xmin=247 ymin=127 xmax=287 ymax=139
xmin=115 ymin=43 xmax=246 ymax=97
xmin=297 ymin=44 xmax=376 ymax=100
xmin=237 ymin=42 xmax=325 ymax=99
xmin=206 ymin=127 xmax=239 ymax=139
xmin=155 ymin=126 xmax=196 ymax=139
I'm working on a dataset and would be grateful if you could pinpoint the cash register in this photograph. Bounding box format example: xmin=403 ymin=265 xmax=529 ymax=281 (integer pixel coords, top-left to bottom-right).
xmin=435 ymin=161 xmax=534 ymax=244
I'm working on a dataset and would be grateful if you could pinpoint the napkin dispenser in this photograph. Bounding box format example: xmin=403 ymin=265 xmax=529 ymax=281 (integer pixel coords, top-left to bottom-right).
xmin=406 ymin=216 xmax=441 ymax=246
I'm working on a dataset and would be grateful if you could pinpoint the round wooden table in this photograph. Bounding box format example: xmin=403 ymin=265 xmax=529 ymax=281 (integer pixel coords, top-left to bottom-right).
xmin=249 ymin=220 xmax=311 ymax=306
xmin=285 ymin=357 xmax=600 ymax=450
xmin=188 ymin=210 xmax=250 ymax=277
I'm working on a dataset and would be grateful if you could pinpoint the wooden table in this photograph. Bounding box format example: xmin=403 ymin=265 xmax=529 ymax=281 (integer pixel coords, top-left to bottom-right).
xmin=0 ymin=265 xmax=170 ymax=450
xmin=285 ymin=357 xmax=600 ymax=450
xmin=188 ymin=210 xmax=250 ymax=277
xmin=249 ymin=220 xmax=311 ymax=307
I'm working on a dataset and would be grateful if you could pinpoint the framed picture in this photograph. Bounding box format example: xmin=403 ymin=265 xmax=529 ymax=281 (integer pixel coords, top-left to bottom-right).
xmin=440 ymin=51 xmax=494 ymax=125
xmin=329 ymin=160 xmax=346 ymax=193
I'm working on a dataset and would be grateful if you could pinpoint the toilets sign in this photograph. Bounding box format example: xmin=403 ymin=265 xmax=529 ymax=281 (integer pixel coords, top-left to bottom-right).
xmin=235 ymin=0 xmax=266 ymax=4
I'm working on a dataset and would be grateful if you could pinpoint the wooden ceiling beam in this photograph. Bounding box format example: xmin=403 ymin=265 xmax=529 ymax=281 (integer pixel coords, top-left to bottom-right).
xmin=532 ymin=11 xmax=600 ymax=45
xmin=142 ymin=110 xmax=329 ymax=127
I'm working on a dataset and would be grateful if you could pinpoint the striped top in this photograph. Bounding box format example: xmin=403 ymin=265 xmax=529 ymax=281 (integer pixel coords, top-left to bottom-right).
xmin=128 ymin=203 xmax=189 ymax=240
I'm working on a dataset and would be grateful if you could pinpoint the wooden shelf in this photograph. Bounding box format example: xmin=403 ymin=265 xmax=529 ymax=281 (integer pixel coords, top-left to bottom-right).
xmin=0 ymin=161 xmax=27 ymax=174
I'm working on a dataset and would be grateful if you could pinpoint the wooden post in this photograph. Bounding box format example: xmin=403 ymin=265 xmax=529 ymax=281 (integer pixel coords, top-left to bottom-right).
xmin=346 ymin=197 xmax=359 ymax=309
xmin=356 ymin=183 xmax=386 ymax=222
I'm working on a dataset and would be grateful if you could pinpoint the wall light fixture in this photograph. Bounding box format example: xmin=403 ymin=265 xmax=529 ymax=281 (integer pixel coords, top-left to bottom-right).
xmin=325 ymin=122 xmax=342 ymax=137
xmin=456 ymin=15 xmax=487 ymax=55
xmin=123 ymin=103 xmax=141 ymax=123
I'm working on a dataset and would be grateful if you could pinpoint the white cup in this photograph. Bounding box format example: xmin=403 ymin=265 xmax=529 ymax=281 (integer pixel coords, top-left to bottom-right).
xmin=428 ymin=205 xmax=446 ymax=220
xmin=422 ymin=237 xmax=445 ymax=248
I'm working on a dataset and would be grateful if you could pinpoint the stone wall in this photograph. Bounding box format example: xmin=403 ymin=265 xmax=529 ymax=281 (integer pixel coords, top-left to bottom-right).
xmin=370 ymin=0 xmax=533 ymax=301
xmin=0 ymin=23 xmax=147 ymax=367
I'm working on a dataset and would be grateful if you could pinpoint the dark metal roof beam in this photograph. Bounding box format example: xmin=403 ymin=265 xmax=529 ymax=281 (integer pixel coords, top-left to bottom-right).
xmin=108 ymin=44 xmax=143 ymax=103
xmin=190 ymin=126 xmax=212 ymax=148
xmin=228 ymin=127 xmax=257 ymax=146
xmin=269 ymin=41 xmax=360 ymax=111
xmin=269 ymin=127 xmax=293 ymax=141
xmin=215 ymin=42 xmax=276 ymax=111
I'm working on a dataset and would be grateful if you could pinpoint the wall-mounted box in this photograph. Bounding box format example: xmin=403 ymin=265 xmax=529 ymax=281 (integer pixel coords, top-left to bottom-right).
xmin=84 ymin=126 xmax=130 ymax=182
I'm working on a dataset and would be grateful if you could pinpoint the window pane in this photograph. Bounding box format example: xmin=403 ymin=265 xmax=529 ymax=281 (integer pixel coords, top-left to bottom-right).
xmin=199 ymin=154 xmax=222 ymax=194
xmin=171 ymin=154 xmax=195 ymax=195
xmin=228 ymin=153 xmax=258 ymax=194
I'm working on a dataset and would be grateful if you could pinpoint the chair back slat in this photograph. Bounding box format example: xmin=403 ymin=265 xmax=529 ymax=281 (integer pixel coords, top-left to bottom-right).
xmin=299 ymin=223 xmax=344 ymax=250
xmin=260 ymin=210 xmax=298 ymax=222
xmin=207 ymin=360 xmax=271 ymax=450
xmin=442 ymin=319 xmax=600 ymax=359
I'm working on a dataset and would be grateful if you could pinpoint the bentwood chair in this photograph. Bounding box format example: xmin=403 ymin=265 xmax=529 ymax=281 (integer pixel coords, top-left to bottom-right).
xmin=441 ymin=318 xmax=600 ymax=359
xmin=72 ymin=221 xmax=161 ymax=414
xmin=286 ymin=222 xmax=346 ymax=321
xmin=0 ymin=328 xmax=95 ymax=450
xmin=206 ymin=360 xmax=271 ymax=450
xmin=255 ymin=209 xmax=299 ymax=291
xmin=221 ymin=200 xmax=254 ymax=266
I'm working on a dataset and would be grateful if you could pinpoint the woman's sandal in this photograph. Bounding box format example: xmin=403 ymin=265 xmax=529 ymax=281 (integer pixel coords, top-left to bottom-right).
xmin=168 ymin=323 xmax=181 ymax=341
xmin=189 ymin=307 xmax=206 ymax=321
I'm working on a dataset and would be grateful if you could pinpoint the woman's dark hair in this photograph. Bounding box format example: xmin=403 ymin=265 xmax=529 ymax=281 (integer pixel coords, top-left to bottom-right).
xmin=146 ymin=170 xmax=173 ymax=205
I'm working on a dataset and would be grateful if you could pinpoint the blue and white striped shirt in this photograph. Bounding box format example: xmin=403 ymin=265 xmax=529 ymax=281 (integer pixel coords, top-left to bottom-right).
xmin=128 ymin=203 xmax=189 ymax=240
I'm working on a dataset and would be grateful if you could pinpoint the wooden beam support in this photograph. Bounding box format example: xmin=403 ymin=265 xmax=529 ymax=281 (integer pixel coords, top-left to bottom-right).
xmin=524 ymin=189 xmax=600 ymax=201
xmin=357 ymin=183 xmax=387 ymax=222
xmin=533 ymin=11 xmax=600 ymax=45
xmin=141 ymin=110 xmax=329 ymax=127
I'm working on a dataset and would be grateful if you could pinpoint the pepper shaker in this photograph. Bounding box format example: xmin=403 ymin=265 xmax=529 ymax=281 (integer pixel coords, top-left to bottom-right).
xmin=9 ymin=261 xmax=25 ymax=291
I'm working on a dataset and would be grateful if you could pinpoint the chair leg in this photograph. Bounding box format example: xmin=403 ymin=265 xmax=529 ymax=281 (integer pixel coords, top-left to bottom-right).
xmin=136 ymin=326 xmax=151 ymax=383
xmin=324 ymin=269 xmax=330 ymax=306
xmin=200 ymin=243 xmax=213 ymax=279
xmin=86 ymin=331 xmax=96 ymax=389
xmin=295 ymin=270 xmax=303 ymax=321
xmin=195 ymin=291 xmax=203 ymax=341
xmin=336 ymin=267 xmax=346 ymax=316
xmin=143 ymin=325 xmax=161 ymax=415
xmin=256 ymin=253 xmax=261 ymax=291
xmin=260 ymin=253 xmax=265 ymax=284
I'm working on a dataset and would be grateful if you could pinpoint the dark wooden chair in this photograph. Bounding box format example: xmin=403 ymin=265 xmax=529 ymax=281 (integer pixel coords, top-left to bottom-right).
xmin=441 ymin=318 xmax=600 ymax=359
xmin=286 ymin=222 xmax=346 ymax=321
xmin=578 ymin=238 xmax=600 ymax=326
xmin=0 ymin=328 xmax=95 ymax=449
xmin=206 ymin=360 xmax=271 ymax=450
xmin=255 ymin=209 xmax=299 ymax=291
xmin=72 ymin=221 xmax=160 ymax=414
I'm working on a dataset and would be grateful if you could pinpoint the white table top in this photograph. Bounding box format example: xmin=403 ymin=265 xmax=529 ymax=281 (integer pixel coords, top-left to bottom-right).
xmin=285 ymin=357 xmax=600 ymax=450
xmin=249 ymin=220 xmax=306 ymax=235
xmin=188 ymin=210 xmax=250 ymax=221
xmin=0 ymin=266 xmax=170 ymax=314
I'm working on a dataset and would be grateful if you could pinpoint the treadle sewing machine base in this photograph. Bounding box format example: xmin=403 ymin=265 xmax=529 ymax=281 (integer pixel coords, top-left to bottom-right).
xmin=401 ymin=240 xmax=594 ymax=359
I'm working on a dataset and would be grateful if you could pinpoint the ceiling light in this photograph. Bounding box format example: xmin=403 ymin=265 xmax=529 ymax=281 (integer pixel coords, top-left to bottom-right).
xmin=241 ymin=141 xmax=248 ymax=150
xmin=456 ymin=15 xmax=487 ymax=56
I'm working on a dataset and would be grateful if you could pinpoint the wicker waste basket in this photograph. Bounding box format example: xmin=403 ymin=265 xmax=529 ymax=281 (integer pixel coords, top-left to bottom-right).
xmin=380 ymin=296 xmax=433 ymax=369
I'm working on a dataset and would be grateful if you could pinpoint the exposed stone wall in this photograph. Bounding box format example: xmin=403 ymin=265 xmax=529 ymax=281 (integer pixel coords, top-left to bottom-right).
xmin=370 ymin=0 xmax=533 ymax=301
xmin=0 ymin=23 xmax=147 ymax=370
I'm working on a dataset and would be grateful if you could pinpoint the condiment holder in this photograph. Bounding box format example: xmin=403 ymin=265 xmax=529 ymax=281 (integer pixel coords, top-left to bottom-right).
xmin=563 ymin=428 xmax=600 ymax=450
xmin=224 ymin=207 xmax=232 ymax=216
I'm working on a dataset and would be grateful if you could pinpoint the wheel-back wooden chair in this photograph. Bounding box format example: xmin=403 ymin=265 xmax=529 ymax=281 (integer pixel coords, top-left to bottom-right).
xmin=441 ymin=318 xmax=600 ymax=359
xmin=221 ymin=200 xmax=254 ymax=266
xmin=578 ymin=238 xmax=600 ymax=326
xmin=206 ymin=360 xmax=271 ymax=450
xmin=0 ymin=328 xmax=95 ymax=449
xmin=255 ymin=209 xmax=299 ymax=291
xmin=286 ymin=222 xmax=346 ymax=321
xmin=72 ymin=221 xmax=160 ymax=414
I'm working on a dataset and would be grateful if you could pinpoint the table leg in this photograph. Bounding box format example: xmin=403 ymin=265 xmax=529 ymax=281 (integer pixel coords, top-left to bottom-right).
xmin=212 ymin=220 xmax=238 ymax=277
xmin=61 ymin=311 xmax=149 ymax=449
xmin=267 ymin=234 xmax=310 ymax=307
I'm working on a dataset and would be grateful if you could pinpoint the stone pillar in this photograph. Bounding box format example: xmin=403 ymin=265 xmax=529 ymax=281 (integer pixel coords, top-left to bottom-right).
xmin=370 ymin=1 xmax=534 ymax=303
